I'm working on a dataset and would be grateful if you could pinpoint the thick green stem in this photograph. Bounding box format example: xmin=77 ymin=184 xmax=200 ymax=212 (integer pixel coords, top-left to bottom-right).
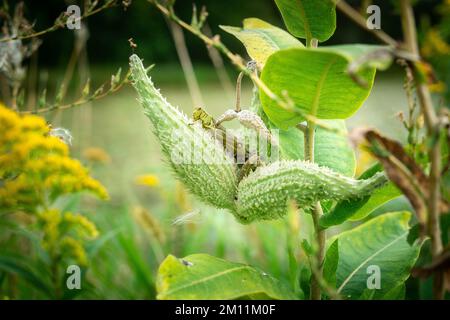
xmin=305 ymin=121 xmax=326 ymax=300
xmin=305 ymin=39 xmax=325 ymax=300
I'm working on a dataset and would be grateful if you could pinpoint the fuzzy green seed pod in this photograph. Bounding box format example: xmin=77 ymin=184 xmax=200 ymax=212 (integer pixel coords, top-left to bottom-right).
xmin=235 ymin=160 xmax=387 ymax=223
xmin=129 ymin=54 xmax=238 ymax=209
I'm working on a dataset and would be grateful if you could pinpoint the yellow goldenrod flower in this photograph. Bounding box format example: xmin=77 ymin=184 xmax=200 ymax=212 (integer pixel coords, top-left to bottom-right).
xmin=135 ymin=174 xmax=160 ymax=187
xmin=37 ymin=209 xmax=98 ymax=266
xmin=83 ymin=147 xmax=111 ymax=164
xmin=428 ymin=81 xmax=447 ymax=93
xmin=0 ymin=104 xmax=109 ymax=210
xmin=132 ymin=206 xmax=165 ymax=244
xmin=0 ymin=104 xmax=105 ymax=269
xmin=64 ymin=212 xmax=99 ymax=239
xmin=60 ymin=237 xmax=88 ymax=266
xmin=355 ymin=145 xmax=376 ymax=177
xmin=421 ymin=29 xmax=450 ymax=58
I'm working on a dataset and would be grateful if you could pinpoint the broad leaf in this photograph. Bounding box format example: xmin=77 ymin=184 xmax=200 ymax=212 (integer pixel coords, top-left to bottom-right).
xmin=348 ymin=183 xmax=401 ymax=221
xmin=274 ymin=0 xmax=336 ymax=42
xmin=220 ymin=18 xmax=303 ymax=66
xmin=320 ymin=45 xmax=394 ymax=71
xmin=330 ymin=211 xmax=421 ymax=299
xmin=358 ymin=283 xmax=405 ymax=300
xmin=255 ymin=92 xmax=356 ymax=176
xmin=260 ymin=47 xmax=377 ymax=129
xmin=381 ymin=284 xmax=406 ymax=300
xmin=276 ymin=120 xmax=356 ymax=176
xmin=156 ymin=254 xmax=298 ymax=300
xmin=323 ymin=239 xmax=339 ymax=288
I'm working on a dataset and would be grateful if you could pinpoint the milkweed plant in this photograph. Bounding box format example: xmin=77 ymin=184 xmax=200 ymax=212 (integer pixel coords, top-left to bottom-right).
xmin=0 ymin=0 xmax=448 ymax=301
xmin=129 ymin=0 xmax=449 ymax=300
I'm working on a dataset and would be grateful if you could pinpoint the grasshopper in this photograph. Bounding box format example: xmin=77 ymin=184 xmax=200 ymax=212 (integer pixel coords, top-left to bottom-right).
xmin=191 ymin=107 xmax=261 ymax=181
xmin=190 ymin=61 xmax=277 ymax=181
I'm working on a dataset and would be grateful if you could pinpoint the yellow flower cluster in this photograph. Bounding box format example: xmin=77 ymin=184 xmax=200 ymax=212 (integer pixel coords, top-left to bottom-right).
xmin=421 ymin=29 xmax=450 ymax=58
xmin=38 ymin=209 xmax=99 ymax=266
xmin=0 ymin=104 xmax=108 ymax=211
xmin=135 ymin=174 xmax=160 ymax=187
xmin=83 ymin=147 xmax=111 ymax=164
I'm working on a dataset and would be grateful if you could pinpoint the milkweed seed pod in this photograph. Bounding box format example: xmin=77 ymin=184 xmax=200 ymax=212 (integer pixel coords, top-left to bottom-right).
xmin=130 ymin=54 xmax=388 ymax=224
xmin=129 ymin=55 xmax=237 ymax=209
xmin=235 ymin=160 xmax=388 ymax=224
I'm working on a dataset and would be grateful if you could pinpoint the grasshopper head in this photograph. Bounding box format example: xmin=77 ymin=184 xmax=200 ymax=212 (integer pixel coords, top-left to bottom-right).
xmin=192 ymin=107 xmax=203 ymax=121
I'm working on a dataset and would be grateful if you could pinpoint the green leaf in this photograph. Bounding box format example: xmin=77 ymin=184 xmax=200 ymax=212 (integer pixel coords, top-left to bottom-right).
xmin=320 ymin=164 xmax=401 ymax=227
xmin=381 ymin=284 xmax=406 ymax=300
xmin=118 ymin=232 xmax=155 ymax=295
xmin=220 ymin=18 xmax=304 ymax=66
xmin=260 ymin=47 xmax=377 ymax=129
xmin=0 ymin=254 xmax=53 ymax=298
xmin=275 ymin=120 xmax=355 ymax=176
xmin=348 ymin=183 xmax=402 ymax=221
xmin=321 ymin=44 xmax=394 ymax=71
xmin=156 ymin=254 xmax=298 ymax=300
xmin=332 ymin=211 xmax=421 ymax=299
xmin=287 ymin=120 xmax=355 ymax=176
xmin=255 ymin=87 xmax=355 ymax=176
xmin=323 ymin=239 xmax=339 ymax=288
xmin=358 ymin=283 xmax=405 ymax=300
xmin=274 ymin=0 xmax=336 ymax=42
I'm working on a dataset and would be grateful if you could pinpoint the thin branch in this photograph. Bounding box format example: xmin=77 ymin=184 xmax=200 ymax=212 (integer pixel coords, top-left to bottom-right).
xmin=165 ymin=18 xmax=204 ymax=107
xmin=305 ymin=119 xmax=326 ymax=300
xmin=235 ymin=71 xmax=244 ymax=112
xmin=203 ymin=23 xmax=235 ymax=101
xmin=19 ymin=70 xmax=131 ymax=114
xmin=335 ymin=0 xmax=398 ymax=47
xmin=0 ymin=0 xmax=118 ymax=42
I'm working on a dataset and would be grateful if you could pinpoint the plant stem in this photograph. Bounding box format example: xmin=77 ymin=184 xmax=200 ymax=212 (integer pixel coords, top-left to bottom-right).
xmin=399 ymin=0 xmax=444 ymax=299
xmin=335 ymin=0 xmax=398 ymax=47
xmin=0 ymin=0 xmax=118 ymax=42
xmin=235 ymin=72 xmax=244 ymax=112
xmin=305 ymin=39 xmax=326 ymax=300
xmin=203 ymin=23 xmax=235 ymax=101
xmin=166 ymin=18 xmax=204 ymax=107
xmin=149 ymin=0 xmax=346 ymax=136
xmin=304 ymin=121 xmax=326 ymax=300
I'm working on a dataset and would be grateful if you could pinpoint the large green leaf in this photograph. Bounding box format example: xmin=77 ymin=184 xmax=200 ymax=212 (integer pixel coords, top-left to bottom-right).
xmin=358 ymin=283 xmax=405 ymax=300
xmin=260 ymin=47 xmax=377 ymax=129
xmin=156 ymin=254 xmax=298 ymax=300
xmin=276 ymin=120 xmax=356 ymax=176
xmin=220 ymin=18 xmax=304 ymax=66
xmin=348 ymin=183 xmax=402 ymax=220
xmin=323 ymin=239 xmax=339 ymax=288
xmin=274 ymin=0 xmax=336 ymax=42
xmin=330 ymin=212 xmax=421 ymax=299
xmin=253 ymin=85 xmax=355 ymax=176
xmin=320 ymin=164 xmax=401 ymax=227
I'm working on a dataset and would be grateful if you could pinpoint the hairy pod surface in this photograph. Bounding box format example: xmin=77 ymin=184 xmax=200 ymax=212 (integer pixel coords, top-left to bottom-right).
xmin=235 ymin=160 xmax=388 ymax=223
xmin=129 ymin=55 xmax=238 ymax=209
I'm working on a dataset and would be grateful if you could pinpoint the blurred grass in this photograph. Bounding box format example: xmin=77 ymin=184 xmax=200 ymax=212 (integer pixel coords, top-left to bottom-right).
xmin=46 ymin=63 xmax=413 ymax=298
